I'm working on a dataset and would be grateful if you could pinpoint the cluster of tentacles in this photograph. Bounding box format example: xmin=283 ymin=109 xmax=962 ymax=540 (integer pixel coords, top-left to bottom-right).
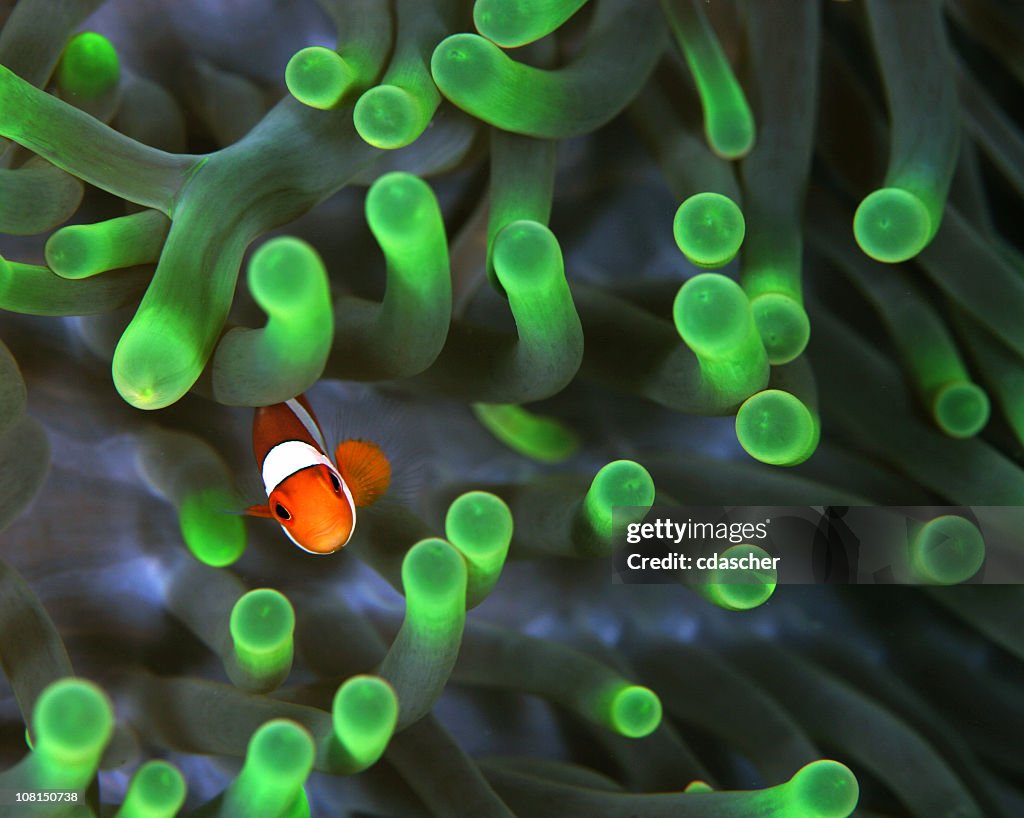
xmin=0 ymin=0 xmax=1022 ymax=816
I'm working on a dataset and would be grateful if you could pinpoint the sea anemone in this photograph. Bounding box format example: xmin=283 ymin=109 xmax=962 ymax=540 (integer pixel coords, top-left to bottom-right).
xmin=1 ymin=0 xmax=1022 ymax=815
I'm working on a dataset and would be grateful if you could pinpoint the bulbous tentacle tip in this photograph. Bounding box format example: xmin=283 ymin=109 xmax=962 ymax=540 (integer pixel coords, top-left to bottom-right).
xmin=472 ymin=403 xmax=580 ymax=463
xmin=330 ymin=675 xmax=398 ymax=771
xmin=121 ymin=760 xmax=187 ymax=816
xmin=402 ymin=538 xmax=467 ymax=601
xmin=365 ymin=171 xmax=438 ymax=241
xmin=706 ymin=111 xmax=756 ymax=161
xmin=354 ymin=85 xmax=425 ymax=150
xmin=933 ymin=381 xmax=990 ymax=439
xmin=33 ymin=678 xmax=114 ymax=766
xmin=248 ymin=236 xmax=327 ymax=315
xmin=472 ymin=0 xmax=588 ymax=48
xmin=673 ymin=192 xmax=746 ymax=269
xmin=749 ymin=292 xmax=810 ymax=365
xmin=789 ymin=759 xmax=860 ymax=818
xmin=178 ymin=487 xmax=247 ymax=567
xmin=735 ymin=389 xmax=817 ymax=466
xmin=57 ymin=31 xmax=121 ymax=100
xmin=581 ymin=460 xmax=656 ymax=546
xmin=446 ymin=491 xmax=514 ymax=558
xmin=246 ymin=719 xmax=315 ymax=781
xmin=609 ymin=685 xmax=662 ymax=738
xmin=674 ymin=273 xmax=753 ymax=357
xmin=45 ymin=226 xmax=95 ymax=279
xmin=492 ymin=220 xmax=563 ymax=292
xmin=853 ymin=187 xmax=932 ymax=263
xmin=286 ymin=46 xmax=356 ymax=110
xmin=230 ymin=589 xmax=295 ymax=657
xmin=590 ymin=460 xmax=656 ymax=512
xmin=910 ymin=515 xmax=986 ymax=585
xmin=333 ymin=675 xmax=399 ymax=740
xmin=430 ymin=33 xmax=498 ymax=95
xmin=698 ymin=543 xmax=778 ymax=610
xmin=112 ymin=334 xmax=196 ymax=411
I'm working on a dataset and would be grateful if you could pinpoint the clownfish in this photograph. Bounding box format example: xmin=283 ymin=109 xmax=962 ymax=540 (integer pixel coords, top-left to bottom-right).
xmin=245 ymin=394 xmax=391 ymax=554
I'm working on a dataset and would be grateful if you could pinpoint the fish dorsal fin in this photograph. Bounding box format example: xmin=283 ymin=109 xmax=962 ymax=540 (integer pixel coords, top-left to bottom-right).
xmin=335 ymin=439 xmax=391 ymax=508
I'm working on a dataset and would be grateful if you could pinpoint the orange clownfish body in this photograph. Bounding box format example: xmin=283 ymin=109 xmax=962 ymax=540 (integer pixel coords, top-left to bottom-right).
xmin=245 ymin=395 xmax=390 ymax=554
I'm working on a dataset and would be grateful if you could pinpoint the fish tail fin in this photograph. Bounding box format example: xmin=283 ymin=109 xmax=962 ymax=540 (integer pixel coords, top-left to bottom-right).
xmin=336 ymin=439 xmax=391 ymax=507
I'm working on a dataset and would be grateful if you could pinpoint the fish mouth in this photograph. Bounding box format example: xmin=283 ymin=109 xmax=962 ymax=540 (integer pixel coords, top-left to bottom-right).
xmin=278 ymin=519 xmax=347 ymax=555
xmin=302 ymin=521 xmax=353 ymax=555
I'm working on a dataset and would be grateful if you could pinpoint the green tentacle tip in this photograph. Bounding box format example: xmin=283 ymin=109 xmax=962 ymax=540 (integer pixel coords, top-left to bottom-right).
xmin=684 ymin=780 xmax=713 ymax=793
xmin=117 ymin=760 xmax=187 ymax=818
xmin=402 ymin=538 xmax=467 ymax=603
xmin=249 ymin=237 xmax=326 ymax=317
xmin=112 ymin=314 xmax=201 ymax=410
xmin=697 ymin=543 xmax=778 ymax=611
xmin=431 ymin=33 xmax=500 ymax=98
xmin=354 ymin=85 xmax=426 ymax=150
xmin=585 ymin=460 xmax=656 ymax=540
xmin=33 ymin=678 xmax=113 ymax=765
xmin=749 ymin=292 xmax=810 ymax=365
xmin=247 ymin=719 xmax=315 ymax=782
xmin=790 ymin=760 xmax=859 ymax=818
xmin=673 ymin=193 xmax=745 ymax=269
xmin=446 ymin=491 xmax=514 ymax=562
xmin=473 ymin=0 xmax=586 ymax=48
xmin=472 ymin=403 xmax=580 ymax=463
xmin=673 ymin=273 xmax=755 ymax=358
xmin=45 ymin=226 xmax=101 ymax=280
xmin=492 ymin=220 xmax=562 ymax=292
xmin=230 ymin=589 xmax=295 ymax=664
xmin=706 ymin=99 xmax=755 ymax=161
xmin=608 ymin=685 xmax=662 ymax=738
xmin=286 ymin=46 xmax=355 ymax=110
xmin=178 ymin=486 xmax=246 ymax=567
xmin=853 ymin=187 xmax=932 ymax=263
xmin=472 ymin=1 xmax=531 ymax=48
xmin=365 ymin=171 xmax=437 ymax=244
xmin=736 ymin=389 xmax=817 ymax=466
xmin=57 ymin=31 xmax=120 ymax=99
xmin=910 ymin=515 xmax=985 ymax=585
xmin=708 ymin=121 xmax=754 ymax=162
xmin=933 ymin=381 xmax=990 ymax=439
xmin=332 ymin=676 xmax=398 ymax=765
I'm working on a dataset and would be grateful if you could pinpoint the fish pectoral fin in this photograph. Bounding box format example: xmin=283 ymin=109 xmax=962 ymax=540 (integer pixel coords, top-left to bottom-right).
xmin=335 ymin=439 xmax=391 ymax=508
xmin=244 ymin=503 xmax=274 ymax=518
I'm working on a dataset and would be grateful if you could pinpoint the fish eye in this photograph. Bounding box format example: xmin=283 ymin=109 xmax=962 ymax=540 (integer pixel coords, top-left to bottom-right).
xmin=328 ymin=471 xmax=341 ymax=493
xmin=275 ymin=503 xmax=291 ymax=521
